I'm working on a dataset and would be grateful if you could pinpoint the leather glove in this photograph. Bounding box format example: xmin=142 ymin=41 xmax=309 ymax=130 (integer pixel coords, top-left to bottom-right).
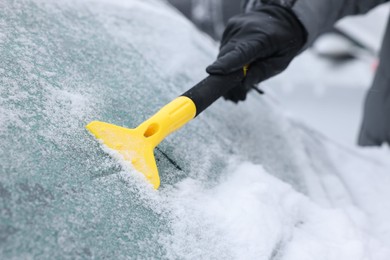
xmin=206 ymin=4 xmax=306 ymax=103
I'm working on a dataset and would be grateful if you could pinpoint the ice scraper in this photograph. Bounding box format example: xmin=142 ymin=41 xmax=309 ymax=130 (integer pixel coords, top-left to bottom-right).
xmin=86 ymin=68 xmax=247 ymax=189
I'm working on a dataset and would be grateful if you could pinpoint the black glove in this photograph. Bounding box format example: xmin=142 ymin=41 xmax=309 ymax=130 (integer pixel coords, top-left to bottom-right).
xmin=206 ymin=4 xmax=306 ymax=103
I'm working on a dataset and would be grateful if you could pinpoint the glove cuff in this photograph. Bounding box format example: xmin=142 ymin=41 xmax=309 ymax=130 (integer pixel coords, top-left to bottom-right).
xmin=261 ymin=0 xmax=297 ymax=8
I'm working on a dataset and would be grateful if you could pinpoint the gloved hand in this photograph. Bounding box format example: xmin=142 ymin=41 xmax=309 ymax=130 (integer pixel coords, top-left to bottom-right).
xmin=206 ymin=4 xmax=306 ymax=103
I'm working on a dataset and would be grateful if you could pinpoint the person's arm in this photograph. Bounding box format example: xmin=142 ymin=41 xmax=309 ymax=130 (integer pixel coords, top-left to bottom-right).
xmin=207 ymin=0 xmax=389 ymax=103
xmin=280 ymin=0 xmax=389 ymax=47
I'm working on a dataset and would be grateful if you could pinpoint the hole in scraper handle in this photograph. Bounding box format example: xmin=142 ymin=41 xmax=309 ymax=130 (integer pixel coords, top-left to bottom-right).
xmin=144 ymin=123 xmax=159 ymax=138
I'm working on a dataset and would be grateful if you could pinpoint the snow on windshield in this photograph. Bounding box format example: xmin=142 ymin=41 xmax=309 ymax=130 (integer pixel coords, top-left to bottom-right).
xmin=1 ymin=0 xmax=389 ymax=259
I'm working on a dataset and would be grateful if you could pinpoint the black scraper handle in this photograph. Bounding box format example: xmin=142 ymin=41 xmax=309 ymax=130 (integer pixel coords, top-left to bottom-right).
xmin=182 ymin=69 xmax=246 ymax=116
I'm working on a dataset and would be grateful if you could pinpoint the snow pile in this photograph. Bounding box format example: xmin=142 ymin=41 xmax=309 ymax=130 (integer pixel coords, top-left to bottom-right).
xmin=155 ymin=158 xmax=390 ymax=259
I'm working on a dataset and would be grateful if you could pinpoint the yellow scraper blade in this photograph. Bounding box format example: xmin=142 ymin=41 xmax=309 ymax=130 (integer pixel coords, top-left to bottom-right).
xmin=86 ymin=121 xmax=160 ymax=189
xmin=86 ymin=96 xmax=197 ymax=189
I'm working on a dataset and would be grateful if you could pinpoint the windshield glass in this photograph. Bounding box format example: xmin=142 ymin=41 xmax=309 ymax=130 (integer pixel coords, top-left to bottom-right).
xmin=2 ymin=0 xmax=390 ymax=259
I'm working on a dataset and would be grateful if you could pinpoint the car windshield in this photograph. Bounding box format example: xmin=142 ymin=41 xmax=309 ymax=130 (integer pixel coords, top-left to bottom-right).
xmin=1 ymin=0 xmax=390 ymax=259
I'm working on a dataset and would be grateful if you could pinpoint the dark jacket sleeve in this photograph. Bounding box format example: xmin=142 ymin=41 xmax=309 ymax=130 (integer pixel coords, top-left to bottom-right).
xmin=292 ymin=0 xmax=389 ymax=46
xmin=247 ymin=0 xmax=390 ymax=47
